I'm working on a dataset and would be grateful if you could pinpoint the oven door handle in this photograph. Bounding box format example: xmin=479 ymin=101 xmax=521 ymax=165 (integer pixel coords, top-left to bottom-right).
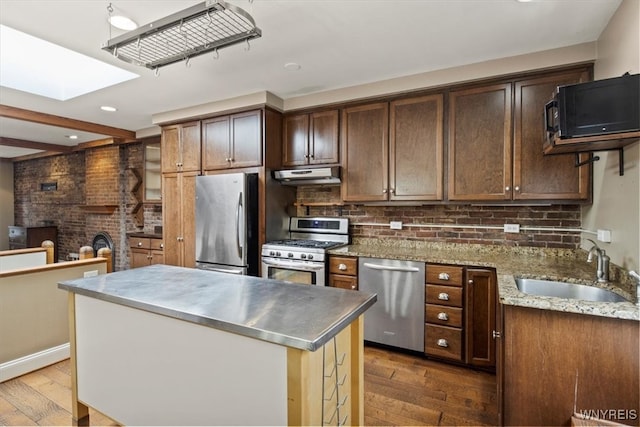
xmin=262 ymin=258 xmax=325 ymax=271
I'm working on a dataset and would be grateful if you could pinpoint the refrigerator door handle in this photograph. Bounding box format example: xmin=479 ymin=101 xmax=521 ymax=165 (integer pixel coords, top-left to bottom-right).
xmin=236 ymin=192 xmax=243 ymax=258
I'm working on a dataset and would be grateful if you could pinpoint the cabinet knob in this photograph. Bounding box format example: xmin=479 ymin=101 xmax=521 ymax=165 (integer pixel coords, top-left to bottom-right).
xmin=437 ymin=339 xmax=449 ymax=348
xmin=515 ymin=186 xmax=520 ymax=192
xmin=437 ymin=312 xmax=449 ymax=321
xmin=438 ymin=272 xmax=450 ymax=281
xmin=160 ymin=243 xmax=164 ymax=249
xmin=382 ymin=189 xmax=387 ymax=194
xmin=505 ymin=186 xmax=510 ymax=191
xmin=338 ymin=263 xmax=347 ymax=271
xmin=492 ymin=330 xmax=502 ymax=339
xmin=351 ymin=285 xmax=357 ymax=290
xmin=390 ymin=188 xmax=395 ymax=194
xmin=309 ymin=154 xmax=314 ymax=159
xmin=137 ymin=242 xmax=143 ymax=247
xmin=438 ymin=292 xmax=450 ymax=301
xmin=468 ymin=279 xmax=474 ymax=285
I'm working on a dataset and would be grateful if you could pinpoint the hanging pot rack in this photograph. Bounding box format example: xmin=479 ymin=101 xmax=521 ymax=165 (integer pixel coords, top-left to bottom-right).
xmin=102 ymin=0 xmax=261 ymax=71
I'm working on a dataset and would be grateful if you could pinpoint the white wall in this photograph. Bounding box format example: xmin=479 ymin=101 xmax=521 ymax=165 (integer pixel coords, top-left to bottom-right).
xmin=0 ymin=159 xmax=14 ymax=250
xmin=582 ymin=0 xmax=640 ymax=271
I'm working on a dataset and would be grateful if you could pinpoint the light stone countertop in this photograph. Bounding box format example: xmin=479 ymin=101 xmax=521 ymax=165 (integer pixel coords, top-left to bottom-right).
xmin=59 ymin=264 xmax=377 ymax=351
xmin=329 ymin=240 xmax=639 ymax=321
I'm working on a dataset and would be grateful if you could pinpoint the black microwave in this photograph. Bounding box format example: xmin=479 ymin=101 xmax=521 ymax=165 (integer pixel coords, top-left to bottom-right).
xmin=544 ymin=73 xmax=639 ymax=139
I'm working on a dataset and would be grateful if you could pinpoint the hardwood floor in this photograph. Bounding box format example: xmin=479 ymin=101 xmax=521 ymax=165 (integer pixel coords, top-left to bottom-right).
xmin=0 ymin=346 xmax=497 ymax=426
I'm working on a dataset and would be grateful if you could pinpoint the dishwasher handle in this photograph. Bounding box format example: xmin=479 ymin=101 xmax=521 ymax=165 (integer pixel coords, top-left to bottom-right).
xmin=362 ymin=262 xmax=421 ymax=273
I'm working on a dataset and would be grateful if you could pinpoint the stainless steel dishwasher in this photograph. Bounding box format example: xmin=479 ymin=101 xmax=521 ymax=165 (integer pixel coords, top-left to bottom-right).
xmin=359 ymin=257 xmax=425 ymax=352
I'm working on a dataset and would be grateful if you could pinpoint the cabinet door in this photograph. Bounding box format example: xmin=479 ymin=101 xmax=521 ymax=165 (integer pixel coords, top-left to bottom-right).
xmin=341 ymin=103 xmax=389 ymax=202
xmin=161 ymin=122 xmax=201 ymax=173
xmin=465 ymin=268 xmax=496 ymax=369
xmin=162 ymin=172 xmax=196 ymax=267
xmin=131 ymin=248 xmax=151 ymax=268
xmin=202 ymin=116 xmax=231 ymax=170
xmin=230 ymin=110 xmax=262 ymax=169
xmin=150 ymin=249 xmax=164 ymax=265
xmin=514 ymin=69 xmax=591 ymax=200
xmin=329 ymin=274 xmax=358 ymax=290
xmin=180 ymin=172 xmax=197 ymax=268
xmin=309 ymin=110 xmax=339 ymax=165
xmin=448 ymin=84 xmax=512 ymax=200
xmin=283 ymin=113 xmax=309 ymax=167
xmin=390 ymin=95 xmax=444 ymax=201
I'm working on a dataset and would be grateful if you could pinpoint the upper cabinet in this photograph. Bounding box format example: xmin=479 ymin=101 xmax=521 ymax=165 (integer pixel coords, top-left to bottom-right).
xmin=449 ymin=67 xmax=592 ymax=202
xmin=448 ymin=83 xmax=513 ymax=201
xmin=161 ymin=121 xmax=201 ymax=173
xmin=513 ymin=69 xmax=590 ymax=200
xmin=341 ymin=95 xmax=445 ymax=203
xmin=202 ymin=110 xmax=262 ymax=171
xmin=144 ymin=142 xmax=161 ymax=202
xmin=282 ymin=110 xmax=339 ymax=167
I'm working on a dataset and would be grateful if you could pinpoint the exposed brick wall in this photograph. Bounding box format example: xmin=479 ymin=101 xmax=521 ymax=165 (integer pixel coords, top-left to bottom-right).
xmin=296 ymin=186 xmax=582 ymax=249
xmin=13 ymin=143 xmax=163 ymax=268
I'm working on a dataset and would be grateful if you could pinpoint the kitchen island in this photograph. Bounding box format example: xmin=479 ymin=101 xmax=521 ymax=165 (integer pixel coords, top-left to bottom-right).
xmin=58 ymin=264 xmax=376 ymax=426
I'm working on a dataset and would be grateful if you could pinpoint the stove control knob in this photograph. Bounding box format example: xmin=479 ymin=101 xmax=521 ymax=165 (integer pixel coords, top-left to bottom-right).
xmin=269 ymin=251 xmax=275 ymax=256
xmin=308 ymin=254 xmax=314 ymax=260
xmin=301 ymin=254 xmax=307 ymax=259
xmin=276 ymin=251 xmax=281 ymax=257
xmin=288 ymin=252 xmax=294 ymax=258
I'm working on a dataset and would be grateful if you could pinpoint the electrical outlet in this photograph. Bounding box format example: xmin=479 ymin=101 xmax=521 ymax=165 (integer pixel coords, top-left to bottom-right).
xmin=597 ymin=229 xmax=612 ymax=243
xmin=84 ymin=270 xmax=98 ymax=278
xmin=504 ymin=224 xmax=520 ymax=233
xmin=390 ymin=221 xmax=403 ymax=230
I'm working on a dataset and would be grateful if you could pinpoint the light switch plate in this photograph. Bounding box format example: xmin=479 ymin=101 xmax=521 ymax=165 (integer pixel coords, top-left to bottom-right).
xmin=390 ymin=221 xmax=403 ymax=230
xmin=504 ymin=224 xmax=520 ymax=233
xmin=597 ymin=229 xmax=612 ymax=243
xmin=84 ymin=270 xmax=98 ymax=278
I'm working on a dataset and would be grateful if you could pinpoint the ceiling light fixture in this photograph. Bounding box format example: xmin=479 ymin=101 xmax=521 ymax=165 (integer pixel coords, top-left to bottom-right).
xmin=67 ymin=135 xmax=79 ymax=140
xmin=101 ymin=105 xmax=117 ymax=112
xmin=108 ymin=15 xmax=138 ymax=31
xmin=284 ymin=62 xmax=301 ymax=71
xmin=102 ymin=0 xmax=261 ymax=71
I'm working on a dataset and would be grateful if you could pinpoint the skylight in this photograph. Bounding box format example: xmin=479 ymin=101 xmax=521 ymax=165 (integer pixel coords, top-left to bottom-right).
xmin=0 ymin=25 xmax=139 ymax=101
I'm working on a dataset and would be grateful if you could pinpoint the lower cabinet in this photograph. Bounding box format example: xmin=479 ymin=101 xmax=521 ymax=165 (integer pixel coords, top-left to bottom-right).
xmin=129 ymin=236 xmax=164 ymax=268
xmin=329 ymin=256 xmax=358 ymax=290
xmin=424 ymin=263 xmax=497 ymax=370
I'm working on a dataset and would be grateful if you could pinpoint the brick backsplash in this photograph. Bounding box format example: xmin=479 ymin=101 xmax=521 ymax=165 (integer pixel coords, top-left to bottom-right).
xmin=296 ymin=186 xmax=582 ymax=249
xmin=13 ymin=143 xmax=162 ymax=269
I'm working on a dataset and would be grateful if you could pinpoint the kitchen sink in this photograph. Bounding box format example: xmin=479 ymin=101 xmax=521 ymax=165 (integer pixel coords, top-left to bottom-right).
xmin=515 ymin=278 xmax=629 ymax=303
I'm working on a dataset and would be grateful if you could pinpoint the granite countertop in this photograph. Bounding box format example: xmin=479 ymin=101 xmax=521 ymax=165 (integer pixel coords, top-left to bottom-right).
xmin=58 ymin=264 xmax=377 ymax=351
xmin=127 ymin=232 xmax=163 ymax=239
xmin=330 ymin=240 xmax=639 ymax=321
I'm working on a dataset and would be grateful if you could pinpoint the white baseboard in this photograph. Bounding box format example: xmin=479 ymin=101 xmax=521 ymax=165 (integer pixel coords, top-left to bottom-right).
xmin=0 ymin=343 xmax=70 ymax=382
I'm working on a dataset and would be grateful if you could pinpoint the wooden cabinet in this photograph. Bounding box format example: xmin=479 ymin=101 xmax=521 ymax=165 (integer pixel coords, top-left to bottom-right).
xmin=161 ymin=172 xmax=196 ymax=267
xmin=424 ymin=264 xmax=464 ymax=362
xmin=424 ymin=264 xmax=497 ymax=370
xmin=465 ymin=268 xmax=496 ymax=368
xmin=501 ymin=305 xmax=639 ymax=426
xmin=283 ymin=110 xmax=339 ymax=167
xmin=389 ymin=94 xmax=444 ymax=201
xmin=202 ymin=110 xmax=262 ymax=170
xmin=129 ymin=236 xmax=163 ymax=268
xmin=448 ymin=83 xmax=513 ymax=201
xmin=449 ymin=67 xmax=592 ymax=202
xmin=329 ymin=256 xmax=358 ymax=290
xmin=514 ymin=69 xmax=591 ymax=200
xmin=342 ymin=95 xmax=444 ymax=202
xmin=161 ymin=121 xmax=201 ymax=173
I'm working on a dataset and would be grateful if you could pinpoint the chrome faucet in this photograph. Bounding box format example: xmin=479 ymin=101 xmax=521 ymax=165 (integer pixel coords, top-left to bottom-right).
xmin=586 ymin=239 xmax=610 ymax=283
xmin=629 ymin=270 xmax=640 ymax=306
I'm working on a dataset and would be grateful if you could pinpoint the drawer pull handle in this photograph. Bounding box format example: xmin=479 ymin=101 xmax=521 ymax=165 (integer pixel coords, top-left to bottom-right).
xmin=437 ymin=339 xmax=449 ymax=348
xmin=137 ymin=242 xmax=143 ymax=247
xmin=493 ymin=330 xmax=502 ymax=339
xmin=437 ymin=312 xmax=449 ymax=321
xmin=438 ymin=292 xmax=449 ymax=301
xmin=438 ymin=272 xmax=450 ymax=281
xmin=338 ymin=263 xmax=347 ymax=271
xmin=160 ymin=244 xmax=164 ymax=248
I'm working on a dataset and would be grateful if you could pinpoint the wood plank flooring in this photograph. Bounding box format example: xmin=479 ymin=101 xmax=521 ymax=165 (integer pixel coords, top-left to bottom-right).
xmin=0 ymin=345 xmax=497 ymax=426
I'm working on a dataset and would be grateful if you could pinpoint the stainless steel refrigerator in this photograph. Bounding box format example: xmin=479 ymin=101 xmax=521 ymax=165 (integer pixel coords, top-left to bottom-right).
xmin=195 ymin=173 xmax=259 ymax=276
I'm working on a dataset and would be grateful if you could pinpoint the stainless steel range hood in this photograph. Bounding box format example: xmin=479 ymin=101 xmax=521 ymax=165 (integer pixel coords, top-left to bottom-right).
xmin=273 ymin=166 xmax=341 ymax=186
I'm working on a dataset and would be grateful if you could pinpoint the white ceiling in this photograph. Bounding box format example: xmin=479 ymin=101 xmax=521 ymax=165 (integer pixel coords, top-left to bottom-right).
xmin=0 ymin=0 xmax=623 ymax=159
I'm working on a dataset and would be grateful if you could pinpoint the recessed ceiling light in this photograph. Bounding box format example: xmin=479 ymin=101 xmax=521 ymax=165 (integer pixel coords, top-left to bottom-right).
xmin=516 ymin=0 xmax=534 ymax=2
xmin=67 ymin=135 xmax=79 ymax=140
xmin=101 ymin=105 xmax=117 ymax=112
xmin=0 ymin=24 xmax=139 ymax=101
xmin=108 ymin=15 xmax=138 ymax=31
xmin=284 ymin=62 xmax=302 ymax=71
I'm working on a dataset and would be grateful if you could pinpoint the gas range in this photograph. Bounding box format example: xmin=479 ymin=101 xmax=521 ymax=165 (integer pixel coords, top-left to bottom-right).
xmin=261 ymin=217 xmax=349 ymax=286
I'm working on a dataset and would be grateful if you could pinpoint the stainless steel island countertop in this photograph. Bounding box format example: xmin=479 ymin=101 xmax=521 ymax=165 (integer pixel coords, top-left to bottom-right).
xmin=58 ymin=264 xmax=377 ymax=351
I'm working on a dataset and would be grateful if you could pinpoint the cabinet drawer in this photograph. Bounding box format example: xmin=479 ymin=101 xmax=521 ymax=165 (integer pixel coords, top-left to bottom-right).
xmin=130 ymin=237 xmax=151 ymax=249
xmin=426 ymin=264 xmax=463 ymax=286
xmin=329 ymin=256 xmax=357 ymax=276
xmin=425 ymin=324 xmax=463 ymax=361
xmin=425 ymin=305 xmax=463 ymax=327
xmin=329 ymin=274 xmax=358 ymax=290
xmin=149 ymin=238 xmax=164 ymax=251
xmin=426 ymin=284 xmax=463 ymax=307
